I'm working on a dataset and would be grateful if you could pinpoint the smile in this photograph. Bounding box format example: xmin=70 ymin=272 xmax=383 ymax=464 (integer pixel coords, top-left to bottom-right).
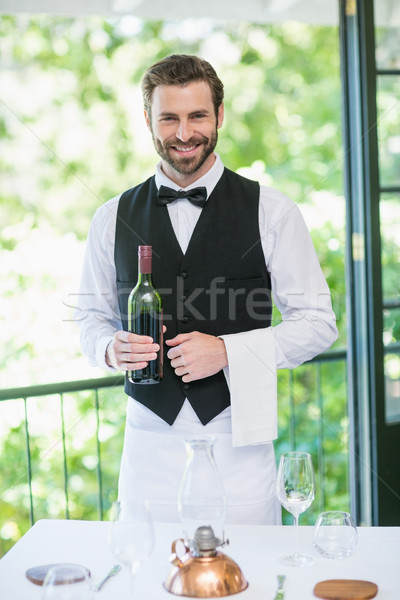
xmin=171 ymin=143 xmax=201 ymax=154
xmin=174 ymin=145 xmax=197 ymax=152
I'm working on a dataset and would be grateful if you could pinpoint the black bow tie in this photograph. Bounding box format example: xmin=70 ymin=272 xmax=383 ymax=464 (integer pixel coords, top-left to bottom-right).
xmin=157 ymin=185 xmax=208 ymax=208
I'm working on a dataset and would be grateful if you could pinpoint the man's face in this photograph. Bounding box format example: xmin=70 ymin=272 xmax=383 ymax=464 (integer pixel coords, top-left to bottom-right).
xmin=145 ymin=80 xmax=224 ymax=186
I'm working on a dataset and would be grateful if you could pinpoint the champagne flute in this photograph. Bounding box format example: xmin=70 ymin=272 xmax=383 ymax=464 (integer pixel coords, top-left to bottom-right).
xmin=276 ymin=451 xmax=315 ymax=566
xmin=109 ymin=500 xmax=154 ymax=597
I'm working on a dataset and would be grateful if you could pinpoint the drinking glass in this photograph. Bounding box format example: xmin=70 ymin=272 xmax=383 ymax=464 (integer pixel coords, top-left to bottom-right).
xmin=109 ymin=500 xmax=154 ymax=597
xmin=313 ymin=511 xmax=358 ymax=558
xmin=276 ymin=451 xmax=315 ymax=566
xmin=41 ymin=564 xmax=93 ymax=599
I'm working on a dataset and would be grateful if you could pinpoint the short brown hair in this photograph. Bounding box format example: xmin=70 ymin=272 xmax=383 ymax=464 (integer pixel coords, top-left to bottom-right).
xmin=141 ymin=54 xmax=224 ymax=118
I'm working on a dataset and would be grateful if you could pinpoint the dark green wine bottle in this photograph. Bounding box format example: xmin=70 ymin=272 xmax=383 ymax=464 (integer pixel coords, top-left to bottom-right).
xmin=128 ymin=245 xmax=163 ymax=384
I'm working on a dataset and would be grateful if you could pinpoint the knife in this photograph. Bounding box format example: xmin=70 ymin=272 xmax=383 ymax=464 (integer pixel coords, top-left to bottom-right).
xmin=274 ymin=574 xmax=286 ymax=600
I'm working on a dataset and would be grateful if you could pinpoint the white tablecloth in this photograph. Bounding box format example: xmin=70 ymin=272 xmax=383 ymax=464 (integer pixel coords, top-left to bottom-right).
xmin=0 ymin=519 xmax=399 ymax=599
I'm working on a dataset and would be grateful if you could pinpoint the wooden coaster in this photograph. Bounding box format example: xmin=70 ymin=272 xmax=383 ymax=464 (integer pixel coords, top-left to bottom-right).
xmin=26 ymin=563 xmax=90 ymax=586
xmin=313 ymin=579 xmax=378 ymax=600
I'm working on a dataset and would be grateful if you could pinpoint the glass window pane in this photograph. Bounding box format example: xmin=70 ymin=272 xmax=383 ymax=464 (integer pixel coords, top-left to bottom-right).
xmin=375 ymin=2 xmax=400 ymax=69
xmin=385 ymin=354 xmax=400 ymax=424
xmin=377 ymin=77 xmax=400 ymax=188
xmin=380 ymin=193 xmax=400 ymax=303
xmin=381 ymin=192 xmax=400 ymax=425
xmin=383 ymin=307 xmax=400 ymax=347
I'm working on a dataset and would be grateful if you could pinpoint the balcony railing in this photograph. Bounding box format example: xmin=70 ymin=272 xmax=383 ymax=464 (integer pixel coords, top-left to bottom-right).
xmin=0 ymin=350 xmax=347 ymax=556
xmin=0 ymin=376 xmax=124 ymax=526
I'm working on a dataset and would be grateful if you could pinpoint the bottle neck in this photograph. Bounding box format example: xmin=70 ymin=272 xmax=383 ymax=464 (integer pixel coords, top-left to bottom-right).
xmin=137 ymin=272 xmax=153 ymax=285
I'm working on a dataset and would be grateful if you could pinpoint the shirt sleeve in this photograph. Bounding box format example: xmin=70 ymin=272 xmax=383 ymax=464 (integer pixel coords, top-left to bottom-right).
xmin=221 ymin=186 xmax=338 ymax=447
xmin=75 ymin=196 xmax=122 ymax=371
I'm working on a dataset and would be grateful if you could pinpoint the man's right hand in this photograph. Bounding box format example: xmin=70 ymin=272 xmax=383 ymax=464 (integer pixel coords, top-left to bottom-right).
xmin=106 ymin=330 xmax=160 ymax=371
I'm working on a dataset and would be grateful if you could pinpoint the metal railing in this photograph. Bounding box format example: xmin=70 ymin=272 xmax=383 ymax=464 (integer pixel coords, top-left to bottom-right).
xmin=275 ymin=349 xmax=349 ymax=515
xmin=0 ymin=375 xmax=124 ymax=527
xmin=0 ymin=349 xmax=350 ymax=555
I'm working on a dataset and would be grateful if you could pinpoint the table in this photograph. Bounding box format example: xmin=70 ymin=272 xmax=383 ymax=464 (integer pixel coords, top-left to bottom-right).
xmin=0 ymin=519 xmax=399 ymax=599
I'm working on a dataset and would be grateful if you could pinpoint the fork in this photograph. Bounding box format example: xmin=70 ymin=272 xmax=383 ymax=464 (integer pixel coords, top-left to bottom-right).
xmin=91 ymin=564 xmax=121 ymax=592
xmin=274 ymin=574 xmax=286 ymax=600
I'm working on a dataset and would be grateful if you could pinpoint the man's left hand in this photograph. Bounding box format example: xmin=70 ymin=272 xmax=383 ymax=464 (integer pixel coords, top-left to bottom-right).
xmin=165 ymin=331 xmax=228 ymax=382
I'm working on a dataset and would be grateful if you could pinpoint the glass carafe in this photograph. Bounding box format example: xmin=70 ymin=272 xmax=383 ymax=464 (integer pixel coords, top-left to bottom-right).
xmin=178 ymin=436 xmax=226 ymax=552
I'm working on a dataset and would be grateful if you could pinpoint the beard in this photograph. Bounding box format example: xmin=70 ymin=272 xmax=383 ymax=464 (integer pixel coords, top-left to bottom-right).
xmin=151 ymin=128 xmax=218 ymax=177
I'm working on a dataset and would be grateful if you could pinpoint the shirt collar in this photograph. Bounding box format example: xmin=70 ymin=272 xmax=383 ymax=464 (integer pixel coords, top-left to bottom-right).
xmin=155 ymin=153 xmax=224 ymax=200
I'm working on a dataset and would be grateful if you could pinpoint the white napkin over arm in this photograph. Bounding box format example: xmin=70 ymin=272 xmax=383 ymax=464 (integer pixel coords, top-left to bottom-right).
xmin=220 ymin=327 xmax=277 ymax=447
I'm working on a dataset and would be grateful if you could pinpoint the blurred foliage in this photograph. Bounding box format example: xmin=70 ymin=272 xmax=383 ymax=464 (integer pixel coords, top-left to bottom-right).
xmin=0 ymin=14 xmax=346 ymax=390
xmin=0 ymin=15 xmax=343 ymax=240
xmin=276 ymin=359 xmax=349 ymax=525
xmin=0 ymin=385 xmax=126 ymax=557
xmin=377 ymin=76 xmax=400 ymax=188
xmin=0 ymin=12 xmax=397 ymax=557
xmin=0 ymin=12 xmax=345 ymax=557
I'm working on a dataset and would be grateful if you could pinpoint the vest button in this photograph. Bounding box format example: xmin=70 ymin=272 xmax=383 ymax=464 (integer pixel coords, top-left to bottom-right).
xmin=183 ymin=383 xmax=190 ymax=390
xmin=181 ymin=316 xmax=189 ymax=324
xmin=181 ymin=271 xmax=188 ymax=279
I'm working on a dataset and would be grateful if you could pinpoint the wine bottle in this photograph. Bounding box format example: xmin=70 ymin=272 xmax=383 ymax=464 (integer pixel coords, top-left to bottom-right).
xmin=128 ymin=245 xmax=163 ymax=384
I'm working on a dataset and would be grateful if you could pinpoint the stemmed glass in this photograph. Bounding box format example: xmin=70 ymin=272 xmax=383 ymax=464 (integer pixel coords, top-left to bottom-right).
xmin=109 ymin=500 xmax=154 ymax=597
xmin=276 ymin=451 xmax=315 ymax=566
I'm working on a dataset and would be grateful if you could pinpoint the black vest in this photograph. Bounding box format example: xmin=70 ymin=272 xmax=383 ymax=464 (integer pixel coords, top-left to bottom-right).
xmin=115 ymin=167 xmax=272 ymax=425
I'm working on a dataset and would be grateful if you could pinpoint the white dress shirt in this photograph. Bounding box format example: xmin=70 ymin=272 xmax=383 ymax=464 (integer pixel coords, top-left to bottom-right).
xmin=76 ymin=154 xmax=338 ymax=446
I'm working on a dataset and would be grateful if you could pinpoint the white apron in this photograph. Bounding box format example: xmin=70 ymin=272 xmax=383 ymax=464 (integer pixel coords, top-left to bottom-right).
xmin=118 ymin=398 xmax=281 ymax=525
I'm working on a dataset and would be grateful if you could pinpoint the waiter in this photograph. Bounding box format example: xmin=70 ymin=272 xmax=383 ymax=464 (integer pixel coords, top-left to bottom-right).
xmin=76 ymin=54 xmax=338 ymax=524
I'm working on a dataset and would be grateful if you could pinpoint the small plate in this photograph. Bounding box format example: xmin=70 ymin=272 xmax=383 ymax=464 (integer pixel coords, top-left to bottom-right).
xmin=26 ymin=563 xmax=91 ymax=586
xmin=313 ymin=579 xmax=378 ymax=600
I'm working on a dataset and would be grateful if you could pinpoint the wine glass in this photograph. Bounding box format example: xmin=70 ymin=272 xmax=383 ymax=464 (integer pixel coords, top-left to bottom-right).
xmin=276 ymin=451 xmax=315 ymax=566
xmin=109 ymin=500 xmax=154 ymax=597
xmin=41 ymin=564 xmax=93 ymax=599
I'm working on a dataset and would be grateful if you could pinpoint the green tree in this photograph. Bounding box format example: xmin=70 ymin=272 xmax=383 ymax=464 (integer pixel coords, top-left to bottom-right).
xmin=1 ymin=14 xmax=351 ymax=554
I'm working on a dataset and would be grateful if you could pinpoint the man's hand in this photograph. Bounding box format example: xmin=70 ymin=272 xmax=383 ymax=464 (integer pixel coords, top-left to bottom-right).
xmin=166 ymin=331 xmax=228 ymax=382
xmin=106 ymin=330 xmax=161 ymax=371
